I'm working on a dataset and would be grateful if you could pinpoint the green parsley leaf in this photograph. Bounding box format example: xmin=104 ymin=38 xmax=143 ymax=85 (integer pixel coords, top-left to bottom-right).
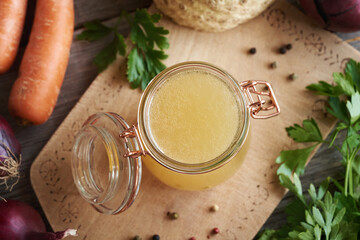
xmin=257 ymin=59 xmax=360 ymax=240
xmin=286 ymin=198 xmax=307 ymax=227
xmin=130 ymin=21 xmax=148 ymax=50
xmin=345 ymin=58 xmax=360 ymax=91
xmin=308 ymin=184 xmax=317 ymax=203
xmin=305 ymin=210 xmax=316 ymax=226
xmin=307 ymin=59 xmax=359 ymax=98
xmin=336 ymin=221 xmax=360 ymax=239
xmin=276 ymin=145 xmax=317 ymax=178
xmin=127 ymin=9 xmax=169 ymax=90
xmin=298 ymin=230 xmax=315 ymax=240
xmin=278 ymin=174 xmax=307 ymax=205
xmin=77 ymin=9 xmax=169 ymax=89
xmin=346 ymin=92 xmax=360 ymax=125
xmin=306 ymin=81 xmax=343 ymax=97
xmin=317 ymin=178 xmax=330 ymax=201
xmin=286 ymin=119 xmax=323 ymax=143
xmin=76 ymin=21 xmax=113 ymax=41
xmin=333 ymin=192 xmax=357 ymax=219
xmin=312 ymin=206 xmax=325 ymax=227
xmin=327 ymin=97 xmax=349 ymax=124
xmin=93 ymin=33 xmax=126 ymax=72
xmin=313 ymin=225 xmax=321 ymax=240
xmin=127 ymin=48 xmax=145 ymax=88
xmin=131 ymin=9 xmax=169 ymax=50
xmin=341 ymin=125 xmax=360 ymax=157
xmin=332 ymin=207 xmax=346 ymax=226
xmin=333 ymin=72 xmax=356 ymax=96
xmin=329 ymin=122 xmax=348 ymax=147
xmin=288 ymin=230 xmax=301 ymax=239
xmin=256 ymin=230 xmax=277 ymax=240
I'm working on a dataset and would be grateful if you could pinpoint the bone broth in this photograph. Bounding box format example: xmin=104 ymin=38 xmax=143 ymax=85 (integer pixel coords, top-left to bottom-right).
xmin=72 ymin=62 xmax=280 ymax=213
xmin=142 ymin=70 xmax=250 ymax=190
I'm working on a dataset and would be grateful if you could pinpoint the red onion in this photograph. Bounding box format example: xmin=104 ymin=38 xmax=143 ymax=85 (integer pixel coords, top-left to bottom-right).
xmin=0 ymin=115 xmax=21 ymax=191
xmin=0 ymin=199 xmax=77 ymax=240
xmin=300 ymin=0 xmax=360 ymax=32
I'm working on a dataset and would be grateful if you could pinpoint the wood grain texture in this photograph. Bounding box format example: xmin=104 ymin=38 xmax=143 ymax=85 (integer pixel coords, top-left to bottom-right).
xmin=74 ymin=0 xmax=151 ymax=27
xmin=29 ymin=1 xmax=360 ymax=239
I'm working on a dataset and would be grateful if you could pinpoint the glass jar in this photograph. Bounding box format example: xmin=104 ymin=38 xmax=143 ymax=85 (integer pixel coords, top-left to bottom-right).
xmin=71 ymin=62 xmax=280 ymax=215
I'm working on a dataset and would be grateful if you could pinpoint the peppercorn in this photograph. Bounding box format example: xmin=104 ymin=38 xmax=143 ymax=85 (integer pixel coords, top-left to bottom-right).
xmin=279 ymin=47 xmax=287 ymax=54
xmin=270 ymin=61 xmax=277 ymax=69
xmin=286 ymin=43 xmax=293 ymax=50
xmin=169 ymin=212 xmax=179 ymax=220
xmin=212 ymin=227 xmax=220 ymax=234
xmin=133 ymin=236 xmax=141 ymax=240
xmin=210 ymin=204 xmax=219 ymax=212
xmin=189 ymin=237 xmax=196 ymax=240
xmin=289 ymin=73 xmax=297 ymax=80
xmin=152 ymin=234 xmax=160 ymax=240
xmin=249 ymin=47 xmax=256 ymax=54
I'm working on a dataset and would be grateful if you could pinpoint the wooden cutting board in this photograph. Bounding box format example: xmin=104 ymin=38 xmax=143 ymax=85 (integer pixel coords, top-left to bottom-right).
xmin=31 ymin=1 xmax=360 ymax=239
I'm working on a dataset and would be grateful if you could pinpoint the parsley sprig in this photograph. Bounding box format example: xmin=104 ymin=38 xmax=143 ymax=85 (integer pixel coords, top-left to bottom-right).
xmin=77 ymin=9 xmax=169 ymax=90
xmin=258 ymin=59 xmax=360 ymax=240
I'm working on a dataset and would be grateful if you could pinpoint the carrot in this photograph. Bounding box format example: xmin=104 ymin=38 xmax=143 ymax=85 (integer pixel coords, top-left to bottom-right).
xmin=0 ymin=0 xmax=27 ymax=74
xmin=8 ymin=0 xmax=74 ymax=125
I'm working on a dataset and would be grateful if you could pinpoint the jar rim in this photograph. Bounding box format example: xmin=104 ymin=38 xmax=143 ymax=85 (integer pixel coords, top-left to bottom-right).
xmin=71 ymin=112 xmax=142 ymax=215
xmin=137 ymin=61 xmax=250 ymax=174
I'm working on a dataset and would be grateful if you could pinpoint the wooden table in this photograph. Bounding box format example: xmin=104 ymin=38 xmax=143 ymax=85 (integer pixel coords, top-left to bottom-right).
xmin=0 ymin=0 xmax=359 ymax=236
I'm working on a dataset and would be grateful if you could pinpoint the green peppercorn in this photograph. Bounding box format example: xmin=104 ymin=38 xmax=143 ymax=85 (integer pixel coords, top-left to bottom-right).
xmin=270 ymin=61 xmax=277 ymax=69
xmin=133 ymin=236 xmax=141 ymax=240
xmin=289 ymin=73 xmax=297 ymax=80
xmin=169 ymin=212 xmax=179 ymax=219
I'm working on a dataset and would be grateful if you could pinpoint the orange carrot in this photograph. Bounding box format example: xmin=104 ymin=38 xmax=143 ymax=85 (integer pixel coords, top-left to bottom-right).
xmin=8 ymin=0 xmax=74 ymax=125
xmin=0 ymin=0 xmax=27 ymax=74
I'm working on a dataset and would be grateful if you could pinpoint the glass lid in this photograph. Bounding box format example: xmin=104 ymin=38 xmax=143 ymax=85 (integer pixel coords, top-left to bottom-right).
xmin=71 ymin=112 xmax=142 ymax=215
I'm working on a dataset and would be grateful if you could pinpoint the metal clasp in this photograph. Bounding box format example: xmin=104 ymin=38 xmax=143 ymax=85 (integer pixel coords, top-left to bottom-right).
xmin=240 ymin=80 xmax=280 ymax=119
xmin=119 ymin=125 xmax=146 ymax=158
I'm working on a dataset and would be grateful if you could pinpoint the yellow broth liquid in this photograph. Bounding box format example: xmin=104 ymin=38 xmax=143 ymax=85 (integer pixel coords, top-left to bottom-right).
xmin=143 ymin=70 xmax=250 ymax=190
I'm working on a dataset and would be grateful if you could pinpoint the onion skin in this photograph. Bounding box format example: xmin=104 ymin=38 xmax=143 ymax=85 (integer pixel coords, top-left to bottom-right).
xmin=0 ymin=199 xmax=46 ymax=240
xmin=0 ymin=116 xmax=21 ymax=188
xmin=0 ymin=115 xmax=20 ymax=160
xmin=27 ymin=229 xmax=78 ymax=240
xmin=300 ymin=0 xmax=360 ymax=32
xmin=0 ymin=200 xmax=77 ymax=240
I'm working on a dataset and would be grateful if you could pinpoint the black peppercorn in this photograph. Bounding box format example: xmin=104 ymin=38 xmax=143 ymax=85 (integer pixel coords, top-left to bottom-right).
xmin=286 ymin=43 xmax=293 ymax=50
xmin=152 ymin=234 xmax=160 ymax=240
xmin=249 ymin=47 xmax=256 ymax=54
xmin=279 ymin=47 xmax=287 ymax=54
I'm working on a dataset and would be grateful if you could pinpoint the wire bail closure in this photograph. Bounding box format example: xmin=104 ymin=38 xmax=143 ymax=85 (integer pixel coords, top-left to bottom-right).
xmin=119 ymin=125 xmax=146 ymax=158
xmin=240 ymin=80 xmax=280 ymax=119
